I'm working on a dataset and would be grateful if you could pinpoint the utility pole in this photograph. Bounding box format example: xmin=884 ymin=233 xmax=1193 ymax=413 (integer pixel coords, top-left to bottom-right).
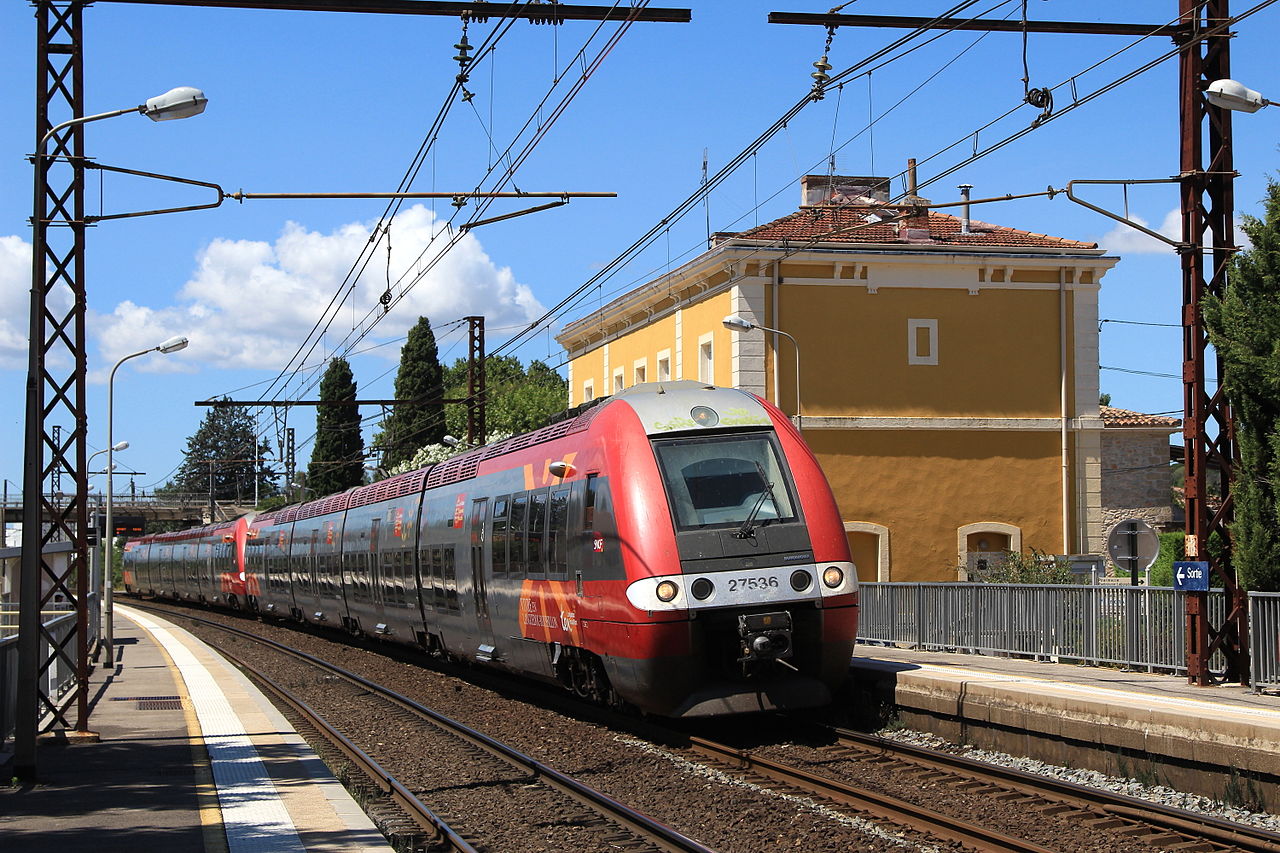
xmin=466 ymin=315 xmax=486 ymax=446
xmin=285 ymin=428 xmax=296 ymax=500
xmin=1177 ymin=0 xmax=1247 ymax=686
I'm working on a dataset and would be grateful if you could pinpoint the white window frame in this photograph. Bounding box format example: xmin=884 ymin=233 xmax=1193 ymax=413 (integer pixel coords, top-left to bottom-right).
xmin=613 ymin=368 xmax=625 ymax=393
xmin=698 ymin=333 xmax=714 ymax=384
xmin=907 ymin=318 xmax=938 ymax=366
xmin=582 ymin=380 xmax=594 ymax=403
xmin=656 ymin=349 xmax=672 ymax=382
xmin=633 ymin=357 xmax=648 ymax=387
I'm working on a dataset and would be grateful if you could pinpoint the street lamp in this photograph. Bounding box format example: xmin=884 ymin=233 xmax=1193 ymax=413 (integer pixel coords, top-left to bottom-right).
xmin=1206 ymin=79 xmax=1274 ymax=113
xmin=88 ymin=440 xmax=128 ymax=468
xmin=723 ymin=315 xmax=804 ymax=430
xmin=102 ymin=335 xmax=187 ymax=668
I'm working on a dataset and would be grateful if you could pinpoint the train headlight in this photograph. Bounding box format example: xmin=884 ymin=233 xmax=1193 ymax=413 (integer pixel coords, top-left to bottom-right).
xmin=822 ymin=566 xmax=844 ymax=588
xmin=690 ymin=406 xmax=719 ymax=427
xmin=691 ymin=578 xmax=714 ymax=600
xmin=790 ymin=570 xmax=812 ymax=592
xmin=656 ymin=580 xmax=680 ymax=602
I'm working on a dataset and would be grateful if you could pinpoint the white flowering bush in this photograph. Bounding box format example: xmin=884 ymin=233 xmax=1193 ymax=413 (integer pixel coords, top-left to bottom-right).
xmin=385 ymin=431 xmax=514 ymax=477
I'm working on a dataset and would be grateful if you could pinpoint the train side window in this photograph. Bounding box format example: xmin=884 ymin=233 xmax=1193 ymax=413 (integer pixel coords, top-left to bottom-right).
xmin=527 ymin=491 xmax=548 ymax=576
xmin=509 ymin=495 xmax=528 ymax=575
xmin=492 ymin=496 xmax=509 ymax=575
xmin=584 ymin=473 xmax=598 ymax=529
xmin=393 ymin=549 xmax=407 ymax=606
xmin=549 ymin=487 xmax=570 ymax=576
xmin=442 ymin=545 xmax=459 ymax=612
xmin=431 ymin=546 xmax=446 ymax=610
xmin=422 ymin=545 xmax=437 ymax=604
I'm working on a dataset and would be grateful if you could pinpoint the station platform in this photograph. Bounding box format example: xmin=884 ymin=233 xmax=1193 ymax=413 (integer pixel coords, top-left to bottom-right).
xmin=848 ymin=643 xmax=1280 ymax=807
xmin=0 ymin=607 xmax=393 ymax=853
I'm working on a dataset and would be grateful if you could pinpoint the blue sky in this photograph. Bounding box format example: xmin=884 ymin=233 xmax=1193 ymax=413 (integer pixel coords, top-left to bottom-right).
xmin=2 ymin=0 xmax=1278 ymax=499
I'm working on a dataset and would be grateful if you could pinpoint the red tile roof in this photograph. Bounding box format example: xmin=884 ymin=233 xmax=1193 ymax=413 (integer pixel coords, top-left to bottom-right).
xmin=1101 ymin=405 xmax=1181 ymax=428
xmin=727 ymin=206 xmax=1099 ymax=250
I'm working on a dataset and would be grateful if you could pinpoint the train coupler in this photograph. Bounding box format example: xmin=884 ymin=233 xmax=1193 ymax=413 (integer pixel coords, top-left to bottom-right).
xmin=737 ymin=611 xmax=793 ymax=668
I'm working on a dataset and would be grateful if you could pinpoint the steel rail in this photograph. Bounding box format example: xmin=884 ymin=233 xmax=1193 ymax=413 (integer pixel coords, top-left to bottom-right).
xmin=688 ymin=736 xmax=1057 ymax=853
xmin=828 ymin=726 xmax=1280 ymax=853
xmin=230 ymin=651 xmax=479 ymax=853
xmin=141 ymin=605 xmax=714 ymax=853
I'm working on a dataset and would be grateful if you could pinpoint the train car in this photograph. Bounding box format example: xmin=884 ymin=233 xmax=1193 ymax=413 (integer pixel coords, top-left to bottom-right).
xmin=126 ymin=382 xmax=858 ymax=716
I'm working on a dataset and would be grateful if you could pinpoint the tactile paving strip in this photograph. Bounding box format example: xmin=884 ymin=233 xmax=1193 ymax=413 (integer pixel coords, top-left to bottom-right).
xmin=126 ymin=609 xmax=306 ymax=853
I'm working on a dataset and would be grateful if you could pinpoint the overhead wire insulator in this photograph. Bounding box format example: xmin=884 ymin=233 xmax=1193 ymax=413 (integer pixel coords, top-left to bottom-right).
xmin=454 ymin=30 xmax=473 ymax=66
xmin=811 ymin=24 xmax=837 ymax=100
xmin=811 ymin=56 xmax=832 ymax=99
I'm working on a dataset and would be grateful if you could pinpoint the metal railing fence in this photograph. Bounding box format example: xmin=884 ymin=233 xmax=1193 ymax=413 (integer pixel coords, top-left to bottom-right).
xmin=857 ymin=583 xmax=1242 ymax=675
xmin=0 ymin=608 xmax=88 ymax=748
xmin=1251 ymin=592 xmax=1280 ymax=693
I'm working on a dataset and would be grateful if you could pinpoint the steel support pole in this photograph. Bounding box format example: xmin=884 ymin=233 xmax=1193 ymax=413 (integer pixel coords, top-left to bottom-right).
xmin=17 ymin=0 xmax=93 ymax=780
xmin=466 ymin=316 xmax=486 ymax=446
xmin=1178 ymin=0 xmax=1248 ymax=685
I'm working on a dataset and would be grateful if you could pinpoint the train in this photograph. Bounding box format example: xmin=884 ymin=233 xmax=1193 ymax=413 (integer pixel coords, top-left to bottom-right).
xmin=124 ymin=381 xmax=859 ymax=717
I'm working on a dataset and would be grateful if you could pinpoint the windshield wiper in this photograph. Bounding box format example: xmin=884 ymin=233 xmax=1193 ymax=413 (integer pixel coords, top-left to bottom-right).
xmin=733 ymin=463 xmax=776 ymax=539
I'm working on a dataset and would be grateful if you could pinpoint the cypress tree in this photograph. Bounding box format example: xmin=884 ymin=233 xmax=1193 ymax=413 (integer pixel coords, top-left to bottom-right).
xmin=307 ymin=357 xmax=365 ymax=496
xmin=380 ymin=316 xmax=445 ymax=469
xmin=1203 ymin=178 xmax=1280 ymax=591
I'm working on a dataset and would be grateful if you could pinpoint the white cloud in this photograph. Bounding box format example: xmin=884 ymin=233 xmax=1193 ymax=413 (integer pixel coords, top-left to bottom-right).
xmin=0 ymin=236 xmax=31 ymax=370
xmin=91 ymin=205 xmax=545 ymax=376
xmin=1099 ymin=208 xmax=1181 ymax=254
xmin=0 ymin=235 xmax=77 ymax=372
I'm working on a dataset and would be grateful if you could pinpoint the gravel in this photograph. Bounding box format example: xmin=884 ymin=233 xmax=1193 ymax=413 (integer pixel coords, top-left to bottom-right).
xmin=877 ymin=725 xmax=1280 ymax=833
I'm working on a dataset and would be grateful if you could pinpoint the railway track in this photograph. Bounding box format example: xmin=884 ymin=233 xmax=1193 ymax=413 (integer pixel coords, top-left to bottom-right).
xmin=675 ymin=718 xmax=1280 ymax=853
xmin=815 ymin=726 xmax=1280 ymax=853
xmin=136 ymin=600 xmax=1280 ymax=852
xmin=133 ymin=603 xmax=712 ymax=853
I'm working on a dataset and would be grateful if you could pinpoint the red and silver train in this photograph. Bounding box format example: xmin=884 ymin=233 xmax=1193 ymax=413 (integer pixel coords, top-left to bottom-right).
xmin=124 ymin=381 xmax=858 ymax=716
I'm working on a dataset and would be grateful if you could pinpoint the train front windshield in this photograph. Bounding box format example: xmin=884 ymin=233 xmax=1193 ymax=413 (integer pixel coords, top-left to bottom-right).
xmin=652 ymin=432 xmax=798 ymax=531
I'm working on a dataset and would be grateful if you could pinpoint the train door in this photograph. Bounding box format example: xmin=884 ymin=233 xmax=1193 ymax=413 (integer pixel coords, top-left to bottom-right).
xmin=489 ymin=493 xmax=526 ymax=659
xmin=470 ymin=498 xmax=492 ymax=647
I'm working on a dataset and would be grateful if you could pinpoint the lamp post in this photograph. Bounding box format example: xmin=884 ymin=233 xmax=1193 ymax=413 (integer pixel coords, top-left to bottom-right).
xmin=723 ymin=315 xmax=803 ymax=430
xmin=17 ymin=84 xmax=207 ymax=779
xmin=103 ymin=335 xmax=187 ymax=668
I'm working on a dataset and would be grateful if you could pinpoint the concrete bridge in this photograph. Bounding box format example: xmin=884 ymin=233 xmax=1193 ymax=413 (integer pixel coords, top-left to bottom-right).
xmin=1 ymin=493 xmax=256 ymax=539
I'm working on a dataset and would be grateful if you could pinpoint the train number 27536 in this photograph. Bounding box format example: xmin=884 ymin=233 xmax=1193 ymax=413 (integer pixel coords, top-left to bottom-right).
xmin=728 ymin=575 xmax=779 ymax=591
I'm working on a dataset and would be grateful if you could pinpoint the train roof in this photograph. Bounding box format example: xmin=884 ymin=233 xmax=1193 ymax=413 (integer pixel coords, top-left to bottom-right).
xmin=611 ymin=381 xmax=773 ymax=435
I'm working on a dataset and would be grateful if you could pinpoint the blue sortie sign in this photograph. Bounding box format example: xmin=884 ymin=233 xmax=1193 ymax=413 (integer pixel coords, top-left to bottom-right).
xmin=1173 ymin=561 xmax=1210 ymax=592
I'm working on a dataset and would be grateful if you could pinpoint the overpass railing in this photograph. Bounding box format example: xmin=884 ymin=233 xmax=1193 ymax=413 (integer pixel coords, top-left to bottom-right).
xmin=857 ymin=582 xmax=1278 ymax=690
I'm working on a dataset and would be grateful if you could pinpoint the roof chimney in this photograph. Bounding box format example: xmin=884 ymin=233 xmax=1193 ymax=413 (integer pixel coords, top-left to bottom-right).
xmin=897 ymin=157 xmax=932 ymax=242
xmin=958 ymin=184 xmax=973 ymax=235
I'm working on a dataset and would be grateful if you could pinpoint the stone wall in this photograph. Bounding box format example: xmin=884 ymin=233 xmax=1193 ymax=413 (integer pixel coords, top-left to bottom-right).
xmin=1100 ymin=429 xmax=1174 ymax=527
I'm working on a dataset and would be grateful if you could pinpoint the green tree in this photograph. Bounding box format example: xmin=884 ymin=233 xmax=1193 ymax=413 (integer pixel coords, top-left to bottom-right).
xmin=1202 ymin=178 xmax=1280 ymax=591
xmin=442 ymin=355 xmax=568 ymax=438
xmin=378 ymin=317 xmax=445 ymax=469
xmin=307 ymin=357 xmax=365 ymax=496
xmin=163 ymin=400 xmax=278 ymax=503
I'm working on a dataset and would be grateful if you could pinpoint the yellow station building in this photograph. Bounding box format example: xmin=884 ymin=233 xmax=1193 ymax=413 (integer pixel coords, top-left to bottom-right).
xmin=556 ymin=174 xmax=1119 ymax=582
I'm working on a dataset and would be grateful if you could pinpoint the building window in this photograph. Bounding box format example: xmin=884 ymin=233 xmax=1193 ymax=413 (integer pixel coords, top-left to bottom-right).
xmin=698 ymin=334 xmax=714 ymax=384
xmin=582 ymin=381 xmax=594 ymax=402
xmin=657 ymin=349 xmax=672 ymax=382
xmin=613 ymin=368 xmax=625 ymax=393
xmin=633 ymin=358 xmax=647 ymax=386
xmin=907 ymin=318 xmax=938 ymax=365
